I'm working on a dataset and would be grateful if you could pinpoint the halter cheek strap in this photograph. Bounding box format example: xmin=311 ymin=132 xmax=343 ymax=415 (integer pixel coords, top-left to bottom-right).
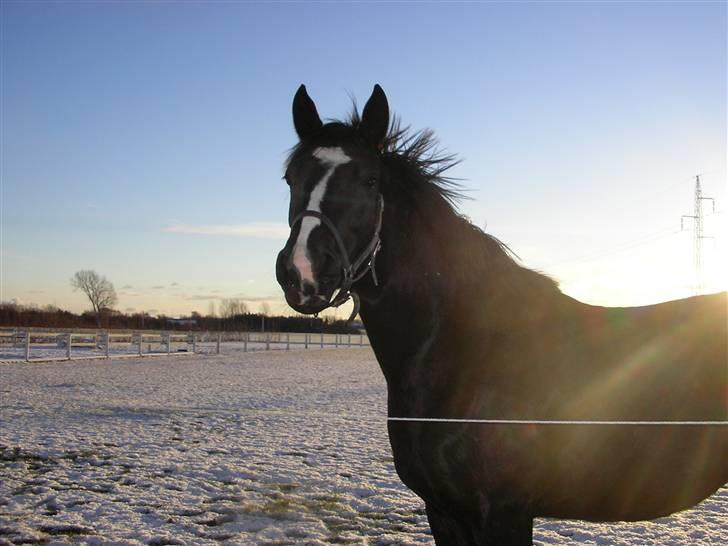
xmin=290 ymin=195 xmax=384 ymax=319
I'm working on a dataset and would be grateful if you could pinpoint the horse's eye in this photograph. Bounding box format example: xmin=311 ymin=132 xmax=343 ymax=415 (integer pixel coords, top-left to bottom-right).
xmin=282 ymin=174 xmax=291 ymax=186
xmin=366 ymin=177 xmax=377 ymax=187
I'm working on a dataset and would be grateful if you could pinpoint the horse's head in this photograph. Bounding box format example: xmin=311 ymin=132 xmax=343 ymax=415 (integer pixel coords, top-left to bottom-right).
xmin=276 ymin=84 xmax=389 ymax=315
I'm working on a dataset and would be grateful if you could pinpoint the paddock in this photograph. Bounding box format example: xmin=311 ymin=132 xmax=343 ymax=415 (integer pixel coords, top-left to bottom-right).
xmin=0 ymin=349 xmax=725 ymax=545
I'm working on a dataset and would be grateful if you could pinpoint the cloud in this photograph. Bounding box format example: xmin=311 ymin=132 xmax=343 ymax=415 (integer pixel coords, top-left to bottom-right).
xmin=184 ymin=294 xmax=222 ymax=301
xmin=121 ymin=284 xmax=134 ymax=290
xmin=162 ymin=222 xmax=289 ymax=239
xmin=183 ymin=293 xmax=279 ymax=303
xmin=152 ymin=285 xmax=165 ymax=290
xmin=231 ymin=294 xmax=279 ymax=302
xmin=81 ymin=202 xmax=103 ymax=218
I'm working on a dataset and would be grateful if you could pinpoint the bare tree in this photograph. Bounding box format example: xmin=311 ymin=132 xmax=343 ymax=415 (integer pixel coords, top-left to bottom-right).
xmin=219 ymin=298 xmax=248 ymax=318
xmin=70 ymin=270 xmax=118 ymax=327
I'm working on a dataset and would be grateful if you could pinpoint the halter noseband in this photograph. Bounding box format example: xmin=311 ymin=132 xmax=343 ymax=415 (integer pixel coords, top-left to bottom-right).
xmin=290 ymin=195 xmax=384 ymax=318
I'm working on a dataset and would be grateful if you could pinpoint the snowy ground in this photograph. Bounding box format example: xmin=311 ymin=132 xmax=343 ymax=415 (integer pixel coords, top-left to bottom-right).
xmin=0 ymin=349 xmax=725 ymax=545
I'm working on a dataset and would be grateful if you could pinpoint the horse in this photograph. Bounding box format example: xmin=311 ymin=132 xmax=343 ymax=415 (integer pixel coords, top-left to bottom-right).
xmin=275 ymin=84 xmax=728 ymax=545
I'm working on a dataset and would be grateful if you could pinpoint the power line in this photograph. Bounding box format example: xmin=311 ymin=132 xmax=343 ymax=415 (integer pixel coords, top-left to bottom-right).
xmin=542 ymin=226 xmax=681 ymax=270
xmin=388 ymin=417 xmax=728 ymax=426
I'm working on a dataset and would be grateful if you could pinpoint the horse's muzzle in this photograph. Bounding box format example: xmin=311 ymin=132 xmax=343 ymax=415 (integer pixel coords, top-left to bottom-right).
xmin=283 ymin=287 xmax=331 ymax=315
xmin=276 ymin=248 xmax=338 ymax=315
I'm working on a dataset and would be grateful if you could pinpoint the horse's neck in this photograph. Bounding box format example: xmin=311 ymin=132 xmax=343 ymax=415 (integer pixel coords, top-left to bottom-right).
xmin=357 ymin=200 xmax=461 ymax=397
xmin=355 ymin=193 xmax=558 ymax=413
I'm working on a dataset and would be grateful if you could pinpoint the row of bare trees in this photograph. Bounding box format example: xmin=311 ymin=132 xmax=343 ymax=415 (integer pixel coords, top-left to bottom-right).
xmin=0 ymin=302 xmax=358 ymax=334
xmin=0 ymin=270 xmax=358 ymax=334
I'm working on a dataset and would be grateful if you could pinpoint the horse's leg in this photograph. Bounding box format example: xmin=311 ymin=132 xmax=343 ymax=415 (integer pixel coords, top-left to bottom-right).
xmin=426 ymin=502 xmax=534 ymax=546
xmin=482 ymin=506 xmax=533 ymax=546
xmin=426 ymin=503 xmax=476 ymax=545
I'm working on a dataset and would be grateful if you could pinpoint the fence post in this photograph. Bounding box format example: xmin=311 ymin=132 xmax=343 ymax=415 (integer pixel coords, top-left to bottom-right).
xmin=66 ymin=333 xmax=72 ymax=360
xmin=244 ymin=331 xmax=248 ymax=353
xmin=286 ymin=333 xmax=290 ymax=351
xmin=320 ymin=333 xmax=324 ymax=348
xmin=104 ymin=332 xmax=110 ymax=358
xmin=265 ymin=332 xmax=270 ymax=351
xmin=335 ymin=335 xmax=339 ymax=348
xmin=191 ymin=333 xmax=196 ymax=354
xmin=305 ymin=334 xmax=308 ymax=349
xmin=166 ymin=333 xmax=171 ymax=355
xmin=348 ymin=334 xmax=351 ymax=347
xmin=24 ymin=332 xmax=30 ymax=361
xmin=138 ymin=333 xmax=143 ymax=356
xmin=216 ymin=333 xmax=221 ymax=354
xmin=359 ymin=334 xmax=363 ymax=347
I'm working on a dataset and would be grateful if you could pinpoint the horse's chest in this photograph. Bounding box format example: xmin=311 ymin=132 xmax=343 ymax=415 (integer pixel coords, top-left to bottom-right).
xmin=387 ymin=420 xmax=480 ymax=503
xmin=385 ymin=370 xmax=542 ymax=507
xmin=387 ymin=418 xmax=547 ymax=511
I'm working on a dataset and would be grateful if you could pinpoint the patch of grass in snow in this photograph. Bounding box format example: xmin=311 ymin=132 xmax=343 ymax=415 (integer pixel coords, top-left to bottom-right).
xmin=280 ymin=450 xmax=307 ymax=457
xmin=273 ymin=483 xmax=298 ymax=493
xmin=304 ymin=494 xmax=344 ymax=513
xmin=4 ymin=535 xmax=47 ymax=545
xmin=147 ymin=537 xmax=185 ymax=546
xmin=203 ymin=493 xmax=243 ymax=504
xmin=196 ymin=513 xmax=236 ymax=527
xmin=322 ymin=516 xmax=352 ymax=534
xmin=0 ymin=447 xmax=47 ymax=463
xmin=326 ymin=535 xmax=362 ymax=545
xmin=201 ymin=533 xmax=237 ymax=541
xmin=262 ymin=498 xmax=296 ymax=515
xmin=361 ymin=511 xmax=388 ymax=521
xmin=61 ymin=449 xmax=97 ymax=459
xmin=176 ymin=508 xmax=206 ymax=517
xmin=37 ymin=524 xmax=94 ymax=536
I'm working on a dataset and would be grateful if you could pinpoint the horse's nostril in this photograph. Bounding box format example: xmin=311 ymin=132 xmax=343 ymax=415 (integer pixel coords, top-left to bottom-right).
xmin=301 ymin=281 xmax=317 ymax=297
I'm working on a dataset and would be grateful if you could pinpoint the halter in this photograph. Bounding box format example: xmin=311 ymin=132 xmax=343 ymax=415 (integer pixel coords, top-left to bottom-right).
xmin=290 ymin=195 xmax=384 ymax=319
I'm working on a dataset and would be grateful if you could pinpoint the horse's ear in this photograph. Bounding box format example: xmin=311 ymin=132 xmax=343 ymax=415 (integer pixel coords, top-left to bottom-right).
xmin=292 ymin=84 xmax=323 ymax=141
xmin=360 ymin=84 xmax=389 ymax=149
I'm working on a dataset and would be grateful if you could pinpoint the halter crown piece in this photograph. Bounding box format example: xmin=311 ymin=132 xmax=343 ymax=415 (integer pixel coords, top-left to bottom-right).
xmin=290 ymin=195 xmax=384 ymax=322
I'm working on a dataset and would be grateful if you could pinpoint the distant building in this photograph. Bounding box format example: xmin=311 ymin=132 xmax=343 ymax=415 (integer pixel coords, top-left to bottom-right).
xmin=166 ymin=318 xmax=197 ymax=327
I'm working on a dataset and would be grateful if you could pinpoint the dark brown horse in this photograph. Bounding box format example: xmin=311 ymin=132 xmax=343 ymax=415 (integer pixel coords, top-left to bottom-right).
xmin=276 ymin=84 xmax=728 ymax=545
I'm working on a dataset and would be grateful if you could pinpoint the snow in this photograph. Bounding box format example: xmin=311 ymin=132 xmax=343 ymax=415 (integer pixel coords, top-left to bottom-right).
xmin=0 ymin=349 xmax=725 ymax=545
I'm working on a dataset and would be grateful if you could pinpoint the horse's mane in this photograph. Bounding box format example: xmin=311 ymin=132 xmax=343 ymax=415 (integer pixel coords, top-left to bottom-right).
xmin=372 ymin=114 xmax=560 ymax=302
xmin=289 ymin=108 xmax=560 ymax=303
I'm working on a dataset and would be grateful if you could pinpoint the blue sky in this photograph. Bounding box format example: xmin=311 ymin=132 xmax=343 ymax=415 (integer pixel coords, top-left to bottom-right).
xmin=1 ymin=1 xmax=725 ymax=317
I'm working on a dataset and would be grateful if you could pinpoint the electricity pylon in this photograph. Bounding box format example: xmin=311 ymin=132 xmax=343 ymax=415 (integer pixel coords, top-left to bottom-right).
xmin=681 ymin=175 xmax=714 ymax=294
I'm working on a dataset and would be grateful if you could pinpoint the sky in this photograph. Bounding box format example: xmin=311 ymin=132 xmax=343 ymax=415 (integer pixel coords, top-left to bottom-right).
xmin=1 ymin=1 xmax=726 ymax=319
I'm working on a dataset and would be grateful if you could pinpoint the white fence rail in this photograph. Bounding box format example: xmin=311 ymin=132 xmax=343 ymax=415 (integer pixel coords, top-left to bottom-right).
xmin=0 ymin=330 xmax=370 ymax=362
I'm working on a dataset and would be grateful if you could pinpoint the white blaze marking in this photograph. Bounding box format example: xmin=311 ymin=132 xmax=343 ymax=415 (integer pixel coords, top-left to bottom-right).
xmin=292 ymin=147 xmax=351 ymax=290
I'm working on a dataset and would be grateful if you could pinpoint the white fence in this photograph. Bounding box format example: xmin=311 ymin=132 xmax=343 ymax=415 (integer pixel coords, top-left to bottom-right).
xmin=0 ymin=330 xmax=370 ymax=362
